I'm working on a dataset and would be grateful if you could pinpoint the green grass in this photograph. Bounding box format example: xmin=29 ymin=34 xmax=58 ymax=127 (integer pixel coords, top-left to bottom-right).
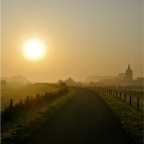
xmin=1 ymin=83 xmax=60 ymax=109
xmin=95 ymin=90 xmax=143 ymax=144
xmin=1 ymin=88 xmax=76 ymax=143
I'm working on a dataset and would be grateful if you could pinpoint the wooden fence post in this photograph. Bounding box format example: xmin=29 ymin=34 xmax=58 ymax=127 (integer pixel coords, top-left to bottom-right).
xmin=129 ymin=95 xmax=132 ymax=105
xmin=26 ymin=96 xmax=29 ymax=103
xmin=137 ymin=97 xmax=139 ymax=110
xmin=10 ymin=99 xmax=13 ymax=108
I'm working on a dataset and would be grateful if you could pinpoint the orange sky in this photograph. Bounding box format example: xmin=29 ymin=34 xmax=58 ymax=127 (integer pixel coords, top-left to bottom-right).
xmin=1 ymin=0 xmax=144 ymax=82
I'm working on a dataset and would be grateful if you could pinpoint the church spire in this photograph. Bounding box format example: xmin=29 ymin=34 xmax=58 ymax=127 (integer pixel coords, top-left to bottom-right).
xmin=125 ymin=64 xmax=133 ymax=81
xmin=128 ymin=64 xmax=130 ymax=69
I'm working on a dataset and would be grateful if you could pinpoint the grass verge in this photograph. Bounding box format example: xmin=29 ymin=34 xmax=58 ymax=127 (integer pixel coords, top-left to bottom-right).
xmin=1 ymin=88 xmax=76 ymax=144
xmin=95 ymin=90 xmax=143 ymax=144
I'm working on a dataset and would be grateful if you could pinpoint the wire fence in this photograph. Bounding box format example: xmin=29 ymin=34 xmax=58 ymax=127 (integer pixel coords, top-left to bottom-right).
xmin=89 ymin=86 xmax=143 ymax=111
xmin=70 ymin=85 xmax=143 ymax=111
xmin=1 ymin=86 xmax=68 ymax=123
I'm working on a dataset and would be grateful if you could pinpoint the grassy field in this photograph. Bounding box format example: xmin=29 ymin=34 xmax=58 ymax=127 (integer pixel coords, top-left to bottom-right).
xmin=1 ymin=83 xmax=60 ymax=109
xmin=117 ymin=88 xmax=143 ymax=99
xmin=114 ymin=87 xmax=144 ymax=110
xmin=95 ymin=90 xmax=143 ymax=144
xmin=1 ymin=88 xmax=76 ymax=143
xmin=1 ymin=85 xmax=143 ymax=143
xmin=109 ymin=86 xmax=143 ymax=98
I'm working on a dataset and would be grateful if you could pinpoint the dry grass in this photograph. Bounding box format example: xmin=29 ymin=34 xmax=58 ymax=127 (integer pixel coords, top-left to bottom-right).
xmin=95 ymin=90 xmax=143 ymax=144
xmin=1 ymin=83 xmax=60 ymax=109
xmin=1 ymin=88 xmax=76 ymax=143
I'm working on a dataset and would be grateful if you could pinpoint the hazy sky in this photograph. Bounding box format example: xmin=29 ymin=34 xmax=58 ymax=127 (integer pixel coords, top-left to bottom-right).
xmin=1 ymin=0 xmax=144 ymax=82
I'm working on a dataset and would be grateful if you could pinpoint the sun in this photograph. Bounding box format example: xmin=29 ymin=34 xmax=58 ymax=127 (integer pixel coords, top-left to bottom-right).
xmin=23 ymin=39 xmax=46 ymax=61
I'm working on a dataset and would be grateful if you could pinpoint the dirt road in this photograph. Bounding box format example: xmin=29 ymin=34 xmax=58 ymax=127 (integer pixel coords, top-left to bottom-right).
xmin=25 ymin=88 xmax=136 ymax=144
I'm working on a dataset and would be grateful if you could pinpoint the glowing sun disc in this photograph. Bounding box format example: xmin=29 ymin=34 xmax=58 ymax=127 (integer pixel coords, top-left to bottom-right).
xmin=23 ymin=39 xmax=46 ymax=61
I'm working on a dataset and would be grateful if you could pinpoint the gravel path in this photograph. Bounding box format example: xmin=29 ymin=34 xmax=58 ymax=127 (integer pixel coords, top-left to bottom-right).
xmin=25 ymin=88 xmax=136 ymax=144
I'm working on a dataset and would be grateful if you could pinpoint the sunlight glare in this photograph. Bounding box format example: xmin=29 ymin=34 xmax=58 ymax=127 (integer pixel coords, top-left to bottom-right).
xmin=23 ymin=39 xmax=46 ymax=61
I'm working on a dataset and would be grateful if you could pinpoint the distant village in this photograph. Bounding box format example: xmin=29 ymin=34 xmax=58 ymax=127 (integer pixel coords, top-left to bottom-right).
xmin=85 ymin=64 xmax=144 ymax=86
xmin=57 ymin=65 xmax=143 ymax=87
xmin=1 ymin=65 xmax=143 ymax=88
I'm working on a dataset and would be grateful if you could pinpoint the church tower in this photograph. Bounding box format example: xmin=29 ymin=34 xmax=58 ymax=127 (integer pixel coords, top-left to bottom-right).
xmin=124 ymin=64 xmax=133 ymax=82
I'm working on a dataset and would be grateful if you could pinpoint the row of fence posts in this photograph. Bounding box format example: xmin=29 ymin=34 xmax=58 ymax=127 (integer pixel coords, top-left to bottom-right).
xmin=89 ymin=86 xmax=140 ymax=110
xmin=9 ymin=85 xmax=140 ymax=111
xmin=8 ymin=87 xmax=67 ymax=110
xmin=73 ymin=85 xmax=141 ymax=111
xmin=9 ymin=95 xmax=31 ymax=109
xmin=1 ymin=87 xmax=67 ymax=123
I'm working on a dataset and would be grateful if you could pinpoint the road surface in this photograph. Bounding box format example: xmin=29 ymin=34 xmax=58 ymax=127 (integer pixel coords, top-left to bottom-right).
xmin=24 ymin=88 xmax=136 ymax=144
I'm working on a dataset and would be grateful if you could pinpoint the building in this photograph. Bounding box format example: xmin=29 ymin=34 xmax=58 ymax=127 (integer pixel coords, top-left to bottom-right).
xmin=117 ymin=73 xmax=125 ymax=80
xmin=124 ymin=64 xmax=133 ymax=84
xmin=116 ymin=64 xmax=134 ymax=86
